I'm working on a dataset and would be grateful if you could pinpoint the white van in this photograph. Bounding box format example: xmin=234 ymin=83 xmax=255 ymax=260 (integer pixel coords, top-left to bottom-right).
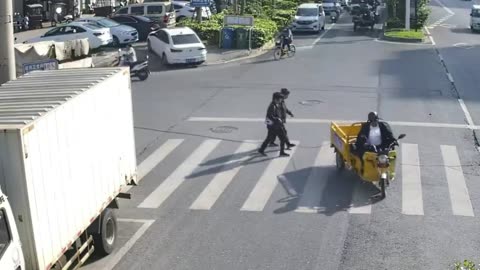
xmin=115 ymin=2 xmax=176 ymax=28
xmin=470 ymin=5 xmax=480 ymax=32
xmin=292 ymin=3 xmax=326 ymax=33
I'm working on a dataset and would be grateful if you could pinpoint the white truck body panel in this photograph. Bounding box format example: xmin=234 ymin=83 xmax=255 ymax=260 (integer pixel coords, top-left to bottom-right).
xmin=0 ymin=68 xmax=137 ymax=270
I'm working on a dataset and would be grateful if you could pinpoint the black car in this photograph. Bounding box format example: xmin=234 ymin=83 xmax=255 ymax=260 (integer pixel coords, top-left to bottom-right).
xmin=111 ymin=15 xmax=160 ymax=41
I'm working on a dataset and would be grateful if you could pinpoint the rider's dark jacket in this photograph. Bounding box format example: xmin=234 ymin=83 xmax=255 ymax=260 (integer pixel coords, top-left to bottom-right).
xmin=355 ymin=121 xmax=395 ymax=150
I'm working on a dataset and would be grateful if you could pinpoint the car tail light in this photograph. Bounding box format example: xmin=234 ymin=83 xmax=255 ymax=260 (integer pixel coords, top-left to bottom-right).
xmin=93 ymin=32 xmax=102 ymax=36
xmin=198 ymin=47 xmax=206 ymax=50
xmin=163 ymin=14 xmax=169 ymax=23
xmin=170 ymin=48 xmax=182 ymax=53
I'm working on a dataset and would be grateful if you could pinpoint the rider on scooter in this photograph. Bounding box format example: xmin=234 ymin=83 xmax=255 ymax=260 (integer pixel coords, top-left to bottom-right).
xmin=124 ymin=44 xmax=137 ymax=66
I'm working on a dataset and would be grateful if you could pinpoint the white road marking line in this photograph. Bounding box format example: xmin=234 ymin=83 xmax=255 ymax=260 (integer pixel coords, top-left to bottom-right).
xmin=102 ymin=219 xmax=155 ymax=270
xmin=434 ymin=0 xmax=454 ymax=15
xmin=296 ymin=45 xmax=314 ymax=50
xmin=312 ymin=23 xmax=335 ymax=46
xmin=348 ymin=182 xmax=372 ymax=214
xmin=187 ymin=117 xmax=475 ymax=129
xmin=402 ymin=143 xmax=424 ymax=216
xmin=241 ymin=141 xmax=299 ymax=212
xmin=190 ymin=142 xmax=258 ymax=210
xmin=122 ymin=139 xmax=184 ymax=193
xmin=447 ymin=73 xmax=454 ymax=83
xmin=458 ymin=99 xmax=475 ymax=127
xmin=424 ymin=26 xmax=431 ymax=35
xmin=429 ymin=35 xmax=436 ymax=45
xmin=295 ymin=142 xmax=335 ymax=213
xmin=137 ymin=139 xmax=221 ymax=208
xmin=441 ymin=145 xmax=474 ymax=217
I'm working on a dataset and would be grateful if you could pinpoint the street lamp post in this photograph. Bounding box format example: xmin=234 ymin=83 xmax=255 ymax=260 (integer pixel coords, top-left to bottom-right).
xmin=0 ymin=0 xmax=16 ymax=85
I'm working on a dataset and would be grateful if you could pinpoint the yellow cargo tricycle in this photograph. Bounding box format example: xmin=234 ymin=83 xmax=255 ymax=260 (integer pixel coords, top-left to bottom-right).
xmin=330 ymin=122 xmax=406 ymax=198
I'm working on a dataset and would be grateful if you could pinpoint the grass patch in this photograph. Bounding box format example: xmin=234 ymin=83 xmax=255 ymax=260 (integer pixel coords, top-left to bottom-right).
xmin=384 ymin=28 xmax=425 ymax=40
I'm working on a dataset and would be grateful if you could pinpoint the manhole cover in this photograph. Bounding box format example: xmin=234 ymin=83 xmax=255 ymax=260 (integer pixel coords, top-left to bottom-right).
xmin=210 ymin=126 xmax=238 ymax=133
xmin=299 ymin=100 xmax=323 ymax=106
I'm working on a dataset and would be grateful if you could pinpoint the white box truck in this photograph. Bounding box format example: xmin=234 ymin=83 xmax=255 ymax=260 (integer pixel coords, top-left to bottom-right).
xmin=0 ymin=67 xmax=137 ymax=270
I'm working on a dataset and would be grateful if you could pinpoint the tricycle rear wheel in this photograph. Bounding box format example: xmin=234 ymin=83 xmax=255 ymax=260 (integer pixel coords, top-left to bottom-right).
xmin=335 ymin=152 xmax=345 ymax=171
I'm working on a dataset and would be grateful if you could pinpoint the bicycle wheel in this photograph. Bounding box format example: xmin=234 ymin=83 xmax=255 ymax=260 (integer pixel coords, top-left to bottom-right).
xmin=273 ymin=48 xmax=282 ymax=60
xmin=287 ymin=45 xmax=296 ymax=57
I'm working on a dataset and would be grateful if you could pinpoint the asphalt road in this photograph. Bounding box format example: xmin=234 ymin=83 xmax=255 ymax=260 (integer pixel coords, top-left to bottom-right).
xmin=83 ymin=8 xmax=480 ymax=270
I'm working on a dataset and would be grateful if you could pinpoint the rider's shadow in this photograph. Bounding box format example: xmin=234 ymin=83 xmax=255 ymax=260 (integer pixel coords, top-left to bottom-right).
xmin=274 ymin=166 xmax=382 ymax=215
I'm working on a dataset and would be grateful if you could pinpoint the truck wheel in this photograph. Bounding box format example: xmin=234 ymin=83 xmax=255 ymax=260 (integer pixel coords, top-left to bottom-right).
xmin=93 ymin=208 xmax=117 ymax=256
xmin=335 ymin=152 xmax=345 ymax=171
xmin=380 ymin=178 xmax=386 ymax=199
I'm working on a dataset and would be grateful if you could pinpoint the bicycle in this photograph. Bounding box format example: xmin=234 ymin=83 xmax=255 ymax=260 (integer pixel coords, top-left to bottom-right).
xmin=273 ymin=40 xmax=296 ymax=60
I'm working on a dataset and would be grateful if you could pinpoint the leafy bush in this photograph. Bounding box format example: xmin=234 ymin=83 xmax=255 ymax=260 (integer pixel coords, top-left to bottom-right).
xmin=252 ymin=18 xmax=278 ymax=48
xmin=454 ymin=260 xmax=478 ymax=270
xmin=179 ymin=19 xmax=221 ymax=45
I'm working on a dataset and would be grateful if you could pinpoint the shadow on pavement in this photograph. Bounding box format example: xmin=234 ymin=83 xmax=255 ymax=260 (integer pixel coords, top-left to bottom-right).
xmin=273 ymin=166 xmax=381 ymax=215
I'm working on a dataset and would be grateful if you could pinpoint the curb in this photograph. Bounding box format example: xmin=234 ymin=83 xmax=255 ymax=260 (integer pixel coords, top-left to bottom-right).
xmin=382 ymin=35 xmax=424 ymax=43
xmin=205 ymin=40 xmax=276 ymax=66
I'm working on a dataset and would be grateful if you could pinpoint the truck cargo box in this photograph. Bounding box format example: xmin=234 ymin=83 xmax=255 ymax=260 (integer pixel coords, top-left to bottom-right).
xmin=0 ymin=67 xmax=137 ymax=270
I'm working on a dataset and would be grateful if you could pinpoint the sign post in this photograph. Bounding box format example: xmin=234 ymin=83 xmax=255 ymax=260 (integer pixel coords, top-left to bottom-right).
xmin=22 ymin=59 xmax=59 ymax=75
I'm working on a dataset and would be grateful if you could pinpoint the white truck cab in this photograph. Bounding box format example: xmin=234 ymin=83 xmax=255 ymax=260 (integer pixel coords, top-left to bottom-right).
xmin=0 ymin=189 xmax=25 ymax=270
xmin=470 ymin=5 xmax=480 ymax=31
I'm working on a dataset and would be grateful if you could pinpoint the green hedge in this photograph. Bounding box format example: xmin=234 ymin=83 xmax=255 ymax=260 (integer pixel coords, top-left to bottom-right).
xmin=179 ymin=0 xmax=298 ymax=48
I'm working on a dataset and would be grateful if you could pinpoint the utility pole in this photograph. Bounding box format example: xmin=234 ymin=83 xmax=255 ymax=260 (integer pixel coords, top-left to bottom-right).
xmin=0 ymin=0 xmax=16 ymax=85
xmin=405 ymin=0 xmax=410 ymax=30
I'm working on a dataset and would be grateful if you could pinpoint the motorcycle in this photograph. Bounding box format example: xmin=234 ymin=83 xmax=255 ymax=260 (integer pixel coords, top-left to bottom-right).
xmin=118 ymin=50 xmax=150 ymax=81
xmin=352 ymin=10 xmax=375 ymax=31
xmin=330 ymin=11 xmax=339 ymax=23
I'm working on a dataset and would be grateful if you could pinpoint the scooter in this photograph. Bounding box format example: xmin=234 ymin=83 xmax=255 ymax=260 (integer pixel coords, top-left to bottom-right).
xmin=118 ymin=50 xmax=150 ymax=81
xmin=330 ymin=11 xmax=339 ymax=23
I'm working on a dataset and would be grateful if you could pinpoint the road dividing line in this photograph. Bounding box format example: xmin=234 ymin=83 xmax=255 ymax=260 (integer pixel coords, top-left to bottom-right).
xmin=122 ymin=139 xmax=184 ymax=192
xmin=190 ymin=141 xmax=258 ymax=210
xmin=434 ymin=0 xmax=454 ymax=15
xmin=312 ymin=23 xmax=335 ymax=46
xmin=441 ymin=145 xmax=474 ymax=217
xmin=103 ymin=219 xmax=155 ymax=270
xmin=447 ymin=73 xmax=454 ymax=83
xmin=241 ymin=141 xmax=299 ymax=212
xmin=188 ymin=117 xmax=474 ymax=129
xmin=401 ymin=143 xmax=424 ymax=215
xmin=295 ymin=142 xmax=335 ymax=213
xmin=138 ymin=139 xmax=221 ymax=208
xmin=458 ymin=99 xmax=475 ymax=127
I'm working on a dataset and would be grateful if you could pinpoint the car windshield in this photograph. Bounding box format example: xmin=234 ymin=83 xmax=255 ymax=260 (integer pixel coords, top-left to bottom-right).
xmin=296 ymin=8 xmax=317 ymax=16
xmin=472 ymin=9 xmax=480 ymax=17
xmin=171 ymin=34 xmax=200 ymax=45
xmin=97 ymin=18 xmax=120 ymax=27
xmin=323 ymin=0 xmax=335 ymax=3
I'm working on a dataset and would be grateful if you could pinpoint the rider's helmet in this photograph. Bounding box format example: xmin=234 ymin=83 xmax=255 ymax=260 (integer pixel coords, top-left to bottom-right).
xmin=280 ymin=88 xmax=290 ymax=96
xmin=368 ymin=111 xmax=379 ymax=122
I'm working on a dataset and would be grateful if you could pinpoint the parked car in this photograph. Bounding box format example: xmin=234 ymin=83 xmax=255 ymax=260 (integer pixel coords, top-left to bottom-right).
xmin=114 ymin=2 xmax=176 ymax=28
xmin=25 ymin=22 xmax=112 ymax=49
xmin=172 ymin=1 xmax=211 ymax=22
xmin=147 ymin=27 xmax=207 ymax=66
xmin=111 ymin=15 xmax=160 ymax=40
xmin=292 ymin=3 xmax=326 ymax=33
xmin=76 ymin=16 xmax=139 ymax=46
xmin=471 ymin=5 xmax=480 ymax=31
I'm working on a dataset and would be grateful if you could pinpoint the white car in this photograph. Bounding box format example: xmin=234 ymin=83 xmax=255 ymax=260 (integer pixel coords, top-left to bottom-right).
xmin=26 ymin=22 xmax=112 ymax=49
xmin=471 ymin=5 xmax=480 ymax=31
xmin=292 ymin=3 xmax=326 ymax=33
xmin=147 ymin=27 xmax=207 ymax=65
xmin=172 ymin=1 xmax=211 ymax=22
xmin=76 ymin=17 xmax=139 ymax=46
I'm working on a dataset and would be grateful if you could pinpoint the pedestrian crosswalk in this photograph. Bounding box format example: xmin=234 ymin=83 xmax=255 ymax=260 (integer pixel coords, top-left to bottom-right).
xmin=135 ymin=138 xmax=479 ymax=217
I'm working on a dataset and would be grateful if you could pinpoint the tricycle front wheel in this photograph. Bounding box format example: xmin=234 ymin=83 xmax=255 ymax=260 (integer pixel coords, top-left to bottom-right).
xmin=379 ymin=178 xmax=386 ymax=198
xmin=336 ymin=152 xmax=345 ymax=171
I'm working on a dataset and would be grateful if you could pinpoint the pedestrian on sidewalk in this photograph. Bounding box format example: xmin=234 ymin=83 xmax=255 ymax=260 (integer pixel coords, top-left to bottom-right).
xmin=269 ymin=88 xmax=296 ymax=149
xmin=259 ymin=92 xmax=290 ymax=157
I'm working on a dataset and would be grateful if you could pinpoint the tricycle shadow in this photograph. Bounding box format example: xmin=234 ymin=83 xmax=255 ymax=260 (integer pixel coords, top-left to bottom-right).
xmin=274 ymin=166 xmax=382 ymax=216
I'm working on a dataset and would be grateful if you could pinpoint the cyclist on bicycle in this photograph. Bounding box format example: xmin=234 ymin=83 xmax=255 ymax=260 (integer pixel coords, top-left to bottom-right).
xmin=279 ymin=27 xmax=293 ymax=53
